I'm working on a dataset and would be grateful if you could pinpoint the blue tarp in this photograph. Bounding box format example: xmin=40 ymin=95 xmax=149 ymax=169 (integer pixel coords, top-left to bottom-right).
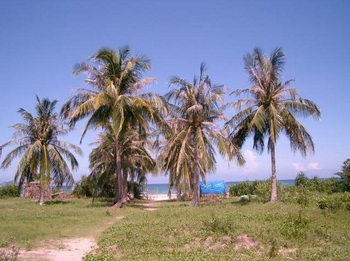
xmin=200 ymin=180 xmax=226 ymax=195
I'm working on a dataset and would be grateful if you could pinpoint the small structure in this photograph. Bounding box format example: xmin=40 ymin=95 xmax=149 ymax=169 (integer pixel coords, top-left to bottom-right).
xmin=200 ymin=180 xmax=226 ymax=197
xmin=23 ymin=181 xmax=51 ymax=199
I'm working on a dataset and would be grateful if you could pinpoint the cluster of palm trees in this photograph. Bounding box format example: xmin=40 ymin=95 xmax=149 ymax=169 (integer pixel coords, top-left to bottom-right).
xmin=0 ymin=46 xmax=321 ymax=206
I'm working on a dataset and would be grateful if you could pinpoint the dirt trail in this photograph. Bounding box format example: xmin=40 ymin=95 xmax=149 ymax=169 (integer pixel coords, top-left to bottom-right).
xmin=19 ymin=216 xmax=125 ymax=261
xmin=19 ymin=237 xmax=96 ymax=261
xmin=140 ymin=201 xmax=159 ymax=211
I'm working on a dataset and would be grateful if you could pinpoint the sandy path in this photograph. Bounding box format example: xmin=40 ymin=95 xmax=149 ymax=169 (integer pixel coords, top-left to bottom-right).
xmin=140 ymin=201 xmax=159 ymax=211
xmin=19 ymin=237 xmax=96 ymax=261
xmin=19 ymin=216 xmax=125 ymax=261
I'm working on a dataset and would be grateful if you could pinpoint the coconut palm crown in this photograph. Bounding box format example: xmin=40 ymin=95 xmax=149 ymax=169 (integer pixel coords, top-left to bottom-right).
xmin=226 ymin=47 xmax=321 ymax=202
xmin=1 ymin=96 xmax=82 ymax=205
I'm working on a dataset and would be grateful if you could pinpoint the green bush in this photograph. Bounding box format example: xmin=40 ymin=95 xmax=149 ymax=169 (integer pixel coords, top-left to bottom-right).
xmin=228 ymin=181 xmax=255 ymax=196
xmin=73 ymin=176 xmax=143 ymax=199
xmin=335 ymin=159 xmax=350 ymax=191
xmin=283 ymin=186 xmax=314 ymax=207
xmin=72 ymin=176 xmax=95 ymax=198
xmin=317 ymin=192 xmax=350 ymax=212
xmin=0 ymin=185 xmax=19 ymax=198
xmin=295 ymin=172 xmax=310 ymax=187
xmin=202 ymin=215 xmax=236 ymax=235
xmin=229 ymin=179 xmax=283 ymax=202
xmin=294 ymin=173 xmax=343 ymax=194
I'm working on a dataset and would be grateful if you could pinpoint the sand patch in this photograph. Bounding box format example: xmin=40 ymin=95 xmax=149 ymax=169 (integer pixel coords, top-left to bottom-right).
xmin=234 ymin=234 xmax=258 ymax=250
xmin=19 ymin=237 xmax=96 ymax=261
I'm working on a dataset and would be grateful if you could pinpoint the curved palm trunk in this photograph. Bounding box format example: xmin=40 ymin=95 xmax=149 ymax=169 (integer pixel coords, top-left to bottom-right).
xmin=270 ymin=142 xmax=278 ymax=202
xmin=113 ymin=139 xmax=124 ymax=208
xmin=191 ymin=146 xmax=200 ymax=206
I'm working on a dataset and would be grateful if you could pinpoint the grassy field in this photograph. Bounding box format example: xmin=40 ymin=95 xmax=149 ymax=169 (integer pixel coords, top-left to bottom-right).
xmin=86 ymin=199 xmax=350 ymax=261
xmin=0 ymin=198 xmax=119 ymax=250
xmin=1 ymin=197 xmax=350 ymax=261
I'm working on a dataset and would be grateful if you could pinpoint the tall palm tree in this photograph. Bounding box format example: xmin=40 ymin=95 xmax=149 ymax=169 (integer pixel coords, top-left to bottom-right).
xmin=161 ymin=63 xmax=244 ymax=206
xmin=226 ymin=48 xmax=321 ymax=202
xmin=61 ymin=46 xmax=165 ymax=208
xmin=1 ymin=96 xmax=82 ymax=205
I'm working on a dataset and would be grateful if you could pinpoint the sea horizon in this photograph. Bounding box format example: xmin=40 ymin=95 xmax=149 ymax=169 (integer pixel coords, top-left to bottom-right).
xmin=145 ymin=179 xmax=295 ymax=195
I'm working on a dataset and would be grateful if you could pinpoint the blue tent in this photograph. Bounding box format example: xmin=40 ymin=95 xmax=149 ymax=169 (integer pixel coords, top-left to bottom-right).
xmin=200 ymin=180 xmax=226 ymax=195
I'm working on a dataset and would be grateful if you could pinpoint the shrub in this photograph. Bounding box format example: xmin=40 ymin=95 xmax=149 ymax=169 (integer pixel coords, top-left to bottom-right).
xmin=228 ymin=181 xmax=255 ymax=196
xmin=73 ymin=176 xmax=143 ymax=199
xmin=335 ymin=159 xmax=350 ymax=191
xmin=317 ymin=192 xmax=350 ymax=212
xmin=281 ymin=211 xmax=310 ymax=239
xmin=72 ymin=176 xmax=95 ymax=198
xmin=202 ymin=215 xmax=236 ymax=235
xmin=295 ymin=172 xmax=310 ymax=187
xmin=282 ymin=186 xmax=314 ymax=207
xmin=0 ymin=185 xmax=19 ymax=198
xmin=229 ymin=179 xmax=283 ymax=202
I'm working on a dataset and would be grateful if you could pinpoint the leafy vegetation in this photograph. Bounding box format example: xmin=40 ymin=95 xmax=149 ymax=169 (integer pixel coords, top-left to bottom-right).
xmin=72 ymin=176 xmax=143 ymax=200
xmin=228 ymin=179 xmax=283 ymax=202
xmin=335 ymin=158 xmax=350 ymax=191
xmin=0 ymin=185 xmax=19 ymax=198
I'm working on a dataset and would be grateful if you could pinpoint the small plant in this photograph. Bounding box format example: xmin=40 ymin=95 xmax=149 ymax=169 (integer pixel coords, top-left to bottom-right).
xmin=202 ymin=215 xmax=235 ymax=235
xmin=268 ymin=239 xmax=279 ymax=259
xmin=281 ymin=211 xmax=310 ymax=240
xmin=83 ymin=253 xmax=116 ymax=261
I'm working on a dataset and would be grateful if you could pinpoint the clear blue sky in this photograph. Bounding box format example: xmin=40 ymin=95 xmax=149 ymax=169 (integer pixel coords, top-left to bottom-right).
xmin=0 ymin=0 xmax=349 ymax=184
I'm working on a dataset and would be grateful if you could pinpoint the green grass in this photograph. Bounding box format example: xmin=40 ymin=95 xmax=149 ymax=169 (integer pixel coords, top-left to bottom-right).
xmin=1 ymin=197 xmax=350 ymax=261
xmin=0 ymin=198 xmax=120 ymax=250
xmin=86 ymin=199 xmax=350 ymax=261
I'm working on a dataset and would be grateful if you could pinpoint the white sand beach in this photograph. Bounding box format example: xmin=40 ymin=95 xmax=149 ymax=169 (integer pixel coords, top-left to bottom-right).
xmin=146 ymin=194 xmax=177 ymax=201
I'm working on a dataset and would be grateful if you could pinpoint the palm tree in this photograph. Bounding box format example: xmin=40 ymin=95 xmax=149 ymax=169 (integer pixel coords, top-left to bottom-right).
xmin=61 ymin=46 xmax=165 ymax=208
xmin=89 ymin=125 xmax=155 ymax=199
xmin=161 ymin=63 xmax=244 ymax=206
xmin=1 ymin=96 xmax=82 ymax=205
xmin=226 ymin=48 xmax=321 ymax=202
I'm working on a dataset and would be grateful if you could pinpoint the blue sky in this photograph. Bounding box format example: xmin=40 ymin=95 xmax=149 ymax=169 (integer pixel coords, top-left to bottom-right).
xmin=0 ymin=0 xmax=349 ymax=184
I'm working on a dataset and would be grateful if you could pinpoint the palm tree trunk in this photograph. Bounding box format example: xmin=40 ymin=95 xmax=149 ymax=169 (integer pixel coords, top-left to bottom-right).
xmin=113 ymin=139 xmax=124 ymax=208
xmin=129 ymin=179 xmax=135 ymax=200
xmin=270 ymin=142 xmax=278 ymax=202
xmin=191 ymin=146 xmax=200 ymax=206
xmin=122 ymin=169 xmax=129 ymax=203
xmin=38 ymin=186 xmax=45 ymax=206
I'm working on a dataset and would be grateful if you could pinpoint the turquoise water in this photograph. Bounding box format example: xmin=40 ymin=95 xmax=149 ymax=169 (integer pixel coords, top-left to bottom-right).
xmin=145 ymin=179 xmax=295 ymax=195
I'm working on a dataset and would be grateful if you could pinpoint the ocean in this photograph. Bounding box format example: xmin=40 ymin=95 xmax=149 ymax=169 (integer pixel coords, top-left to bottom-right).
xmin=145 ymin=179 xmax=295 ymax=195
xmin=4 ymin=179 xmax=294 ymax=195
